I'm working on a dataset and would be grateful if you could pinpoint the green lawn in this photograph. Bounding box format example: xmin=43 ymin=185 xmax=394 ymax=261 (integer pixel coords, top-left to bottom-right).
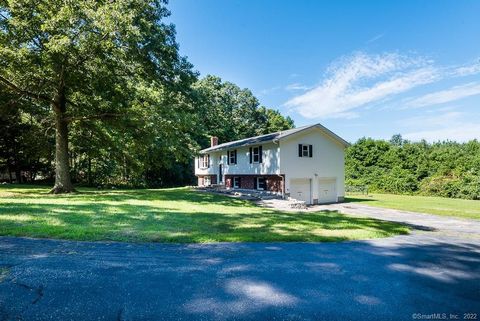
xmin=0 ymin=185 xmax=408 ymax=243
xmin=346 ymin=193 xmax=480 ymax=220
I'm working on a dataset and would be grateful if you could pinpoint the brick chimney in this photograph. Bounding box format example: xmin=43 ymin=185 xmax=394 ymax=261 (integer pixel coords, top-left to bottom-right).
xmin=210 ymin=136 xmax=219 ymax=147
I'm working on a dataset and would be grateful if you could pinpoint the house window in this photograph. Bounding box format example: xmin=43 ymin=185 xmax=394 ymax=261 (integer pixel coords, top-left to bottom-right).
xmin=201 ymin=154 xmax=210 ymax=168
xmin=249 ymin=146 xmax=262 ymax=163
xmin=229 ymin=150 xmax=237 ymax=164
xmin=302 ymin=145 xmax=309 ymax=157
xmin=298 ymin=144 xmax=313 ymax=157
xmin=204 ymin=176 xmax=211 ymax=186
xmin=252 ymin=147 xmax=260 ymax=163
xmin=233 ymin=177 xmax=240 ymax=188
xmin=257 ymin=177 xmax=266 ymax=190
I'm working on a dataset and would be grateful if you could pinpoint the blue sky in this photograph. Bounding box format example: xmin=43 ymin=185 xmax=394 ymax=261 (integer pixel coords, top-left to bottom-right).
xmin=168 ymin=0 xmax=480 ymax=143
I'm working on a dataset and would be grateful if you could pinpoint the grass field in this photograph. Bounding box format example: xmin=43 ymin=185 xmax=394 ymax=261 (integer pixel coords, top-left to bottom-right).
xmin=346 ymin=193 xmax=480 ymax=220
xmin=0 ymin=185 xmax=408 ymax=243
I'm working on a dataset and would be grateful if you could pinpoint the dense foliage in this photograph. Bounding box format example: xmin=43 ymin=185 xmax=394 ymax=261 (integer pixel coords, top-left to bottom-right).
xmin=3 ymin=1 xmax=475 ymax=200
xmin=346 ymin=135 xmax=480 ymax=200
xmin=0 ymin=1 xmax=293 ymax=189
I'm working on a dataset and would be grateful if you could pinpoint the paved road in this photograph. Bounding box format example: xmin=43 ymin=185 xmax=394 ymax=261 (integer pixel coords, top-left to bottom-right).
xmin=1 ymin=205 xmax=479 ymax=320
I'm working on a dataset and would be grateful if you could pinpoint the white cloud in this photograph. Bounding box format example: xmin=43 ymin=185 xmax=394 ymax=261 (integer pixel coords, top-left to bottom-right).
xmin=366 ymin=33 xmax=385 ymax=44
xmin=285 ymin=83 xmax=310 ymax=91
xmin=285 ymin=52 xmax=438 ymax=119
xmin=400 ymin=111 xmax=464 ymax=127
xmin=406 ymin=82 xmax=480 ymax=108
xmin=400 ymin=111 xmax=480 ymax=142
xmin=449 ymin=60 xmax=480 ymax=77
xmin=403 ymin=123 xmax=480 ymax=142
xmin=258 ymin=86 xmax=280 ymax=95
xmin=284 ymin=52 xmax=480 ymax=119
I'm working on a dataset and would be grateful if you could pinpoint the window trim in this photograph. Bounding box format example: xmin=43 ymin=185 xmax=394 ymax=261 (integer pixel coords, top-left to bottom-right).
xmin=229 ymin=150 xmax=236 ymax=165
xmin=256 ymin=177 xmax=265 ymax=190
xmin=252 ymin=147 xmax=260 ymax=163
xmin=233 ymin=177 xmax=240 ymax=188
xmin=298 ymin=144 xmax=313 ymax=158
xmin=302 ymin=145 xmax=309 ymax=157
xmin=201 ymin=154 xmax=209 ymax=169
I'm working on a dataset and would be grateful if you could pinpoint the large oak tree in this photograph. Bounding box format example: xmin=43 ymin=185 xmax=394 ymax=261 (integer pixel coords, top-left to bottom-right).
xmin=0 ymin=0 xmax=194 ymax=193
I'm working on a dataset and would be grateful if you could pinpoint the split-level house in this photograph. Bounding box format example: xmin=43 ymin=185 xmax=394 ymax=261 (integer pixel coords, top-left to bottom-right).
xmin=194 ymin=124 xmax=349 ymax=204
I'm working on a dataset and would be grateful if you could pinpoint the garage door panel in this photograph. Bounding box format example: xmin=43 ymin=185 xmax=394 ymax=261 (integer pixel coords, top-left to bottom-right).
xmin=318 ymin=179 xmax=336 ymax=204
xmin=290 ymin=179 xmax=311 ymax=204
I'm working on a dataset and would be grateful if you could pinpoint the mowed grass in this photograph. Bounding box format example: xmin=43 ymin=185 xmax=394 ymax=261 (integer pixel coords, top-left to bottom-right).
xmin=0 ymin=185 xmax=409 ymax=243
xmin=347 ymin=193 xmax=480 ymax=220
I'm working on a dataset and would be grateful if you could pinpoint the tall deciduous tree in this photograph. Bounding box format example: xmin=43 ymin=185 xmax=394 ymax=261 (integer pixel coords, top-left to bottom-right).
xmin=193 ymin=75 xmax=294 ymax=148
xmin=0 ymin=0 xmax=194 ymax=193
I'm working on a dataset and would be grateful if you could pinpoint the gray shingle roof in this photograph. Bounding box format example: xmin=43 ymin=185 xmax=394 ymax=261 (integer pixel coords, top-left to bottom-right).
xmin=199 ymin=123 xmax=349 ymax=153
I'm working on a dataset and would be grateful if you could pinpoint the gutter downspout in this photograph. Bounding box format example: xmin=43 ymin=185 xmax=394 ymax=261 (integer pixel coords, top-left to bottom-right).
xmin=272 ymin=138 xmax=285 ymax=199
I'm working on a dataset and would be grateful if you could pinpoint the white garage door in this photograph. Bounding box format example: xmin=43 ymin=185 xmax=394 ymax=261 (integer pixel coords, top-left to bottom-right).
xmin=290 ymin=179 xmax=311 ymax=204
xmin=318 ymin=179 xmax=337 ymax=204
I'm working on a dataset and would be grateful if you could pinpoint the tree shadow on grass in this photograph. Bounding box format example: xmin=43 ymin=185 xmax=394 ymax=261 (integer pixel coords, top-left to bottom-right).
xmin=39 ymin=188 xmax=254 ymax=208
xmin=0 ymin=197 xmax=409 ymax=243
xmin=343 ymin=196 xmax=375 ymax=203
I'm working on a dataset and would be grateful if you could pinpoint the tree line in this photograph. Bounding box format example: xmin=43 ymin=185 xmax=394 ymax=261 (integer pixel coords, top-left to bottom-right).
xmin=346 ymin=135 xmax=480 ymax=200
xmin=2 ymin=1 xmax=478 ymax=200
xmin=0 ymin=1 xmax=293 ymax=192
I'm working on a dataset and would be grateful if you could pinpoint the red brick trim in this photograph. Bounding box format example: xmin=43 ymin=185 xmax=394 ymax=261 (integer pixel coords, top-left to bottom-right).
xmin=224 ymin=174 xmax=284 ymax=193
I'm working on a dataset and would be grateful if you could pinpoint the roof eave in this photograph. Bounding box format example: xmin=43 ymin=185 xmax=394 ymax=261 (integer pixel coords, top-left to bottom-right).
xmin=278 ymin=123 xmax=350 ymax=147
xmin=199 ymin=139 xmax=276 ymax=154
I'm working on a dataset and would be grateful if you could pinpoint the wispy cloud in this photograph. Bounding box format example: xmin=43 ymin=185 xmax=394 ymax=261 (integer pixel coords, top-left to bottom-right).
xmin=400 ymin=111 xmax=464 ymax=127
xmin=449 ymin=60 xmax=480 ymax=77
xmin=406 ymin=82 xmax=480 ymax=108
xmin=400 ymin=110 xmax=480 ymax=142
xmin=285 ymin=83 xmax=310 ymax=91
xmin=285 ymin=52 xmax=438 ymax=119
xmin=403 ymin=123 xmax=480 ymax=142
xmin=258 ymin=86 xmax=281 ymax=96
xmin=284 ymin=52 xmax=480 ymax=119
xmin=366 ymin=33 xmax=385 ymax=44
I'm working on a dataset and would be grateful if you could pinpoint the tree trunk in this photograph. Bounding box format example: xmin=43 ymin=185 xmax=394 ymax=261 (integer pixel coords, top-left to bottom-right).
xmin=15 ymin=167 xmax=21 ymax=184
xmin=13 ymin=142 xmax=21 ymax=183
xmin=87 ymin=156 xmax=92 ymax=186
xmin=8 ymin=167 xmax=13 ymax=183
xmin=50 ymin=103 xmax=75 ymax=193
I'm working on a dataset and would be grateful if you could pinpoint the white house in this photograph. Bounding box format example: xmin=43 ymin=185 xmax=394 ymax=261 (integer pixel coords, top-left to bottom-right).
xmin=194 ymin=124 xmax=349 ymax=204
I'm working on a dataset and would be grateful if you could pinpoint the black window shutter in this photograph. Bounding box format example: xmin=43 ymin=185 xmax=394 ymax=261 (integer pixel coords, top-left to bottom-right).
xmin=309 ymin=145 xmax=313 ymax=158
xmin=253 ymin=177 xmax=257 ymax=189
xmin=259 ymin=146 xmax=263 ymax=163
xmin=298 ymin=144 xmax=303 ymax=157
xmin=249 ymin=147 xmax=252 ymax=163
xmin=234 ymin=150 xmax=237 ymax=164
xmin=238 ymin=176 xmax=241 ymax=187
xmin=227 ymin=151 xmax=230 ymax=165
xmin=207 ymin=154 xmax=210 ymax=168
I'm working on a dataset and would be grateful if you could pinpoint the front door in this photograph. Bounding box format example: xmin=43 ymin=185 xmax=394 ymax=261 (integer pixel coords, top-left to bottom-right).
xmin=218 ymin=164 xmax=223 ymax=184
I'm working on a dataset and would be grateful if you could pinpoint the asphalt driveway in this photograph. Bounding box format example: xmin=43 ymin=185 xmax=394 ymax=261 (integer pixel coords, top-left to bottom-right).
xmin=1 ymin=205 xmax=479 ymax=320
